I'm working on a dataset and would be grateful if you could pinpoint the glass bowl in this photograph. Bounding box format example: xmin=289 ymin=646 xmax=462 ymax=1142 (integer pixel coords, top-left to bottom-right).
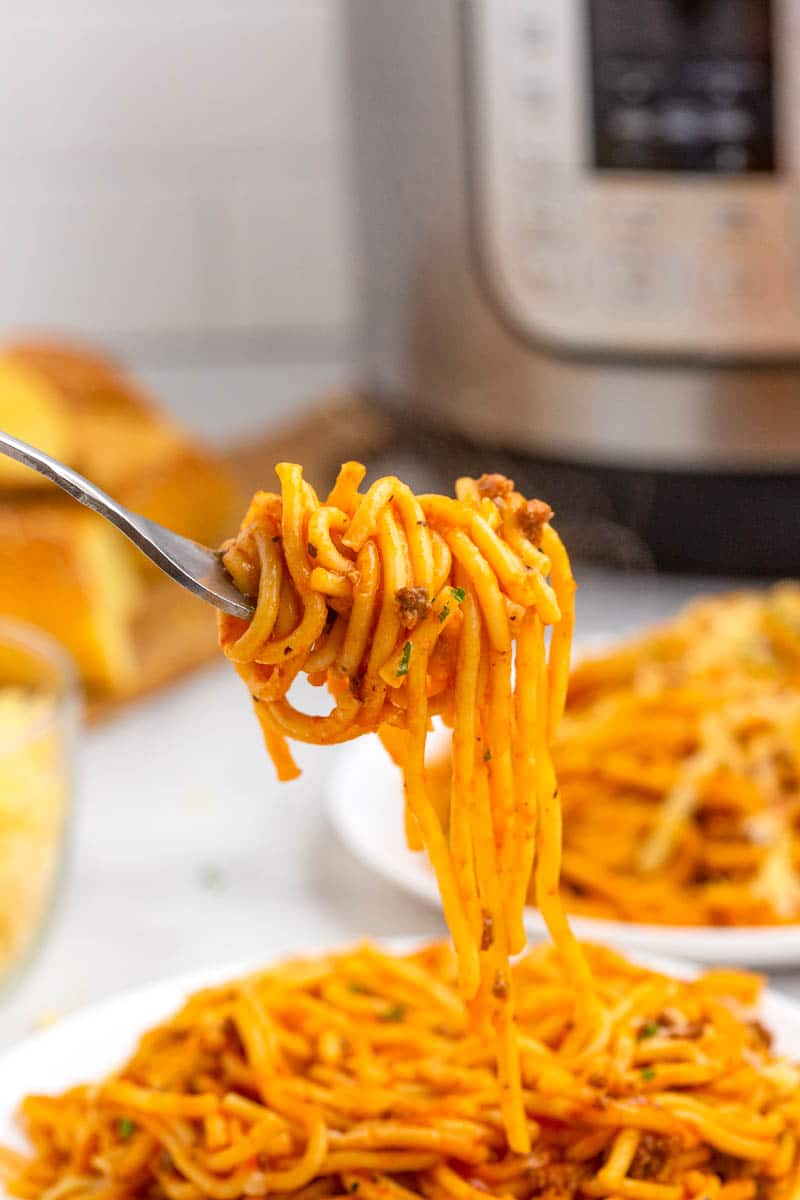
xmin=0 ymin=619 xmax=78 ymax=990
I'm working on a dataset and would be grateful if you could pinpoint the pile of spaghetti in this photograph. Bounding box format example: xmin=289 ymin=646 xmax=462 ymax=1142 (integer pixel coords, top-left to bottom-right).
xmin=552 ymin=585 xmax=800 ymax=927
xmin=3 ymin=941 xmax=798 ymax=1200
xmin=217 ymin=464 xmax=585 ymax=1150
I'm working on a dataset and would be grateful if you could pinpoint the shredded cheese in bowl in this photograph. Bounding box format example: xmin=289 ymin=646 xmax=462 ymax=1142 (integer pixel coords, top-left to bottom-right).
xmin=0 ymin=624 xmax=76 ymax=985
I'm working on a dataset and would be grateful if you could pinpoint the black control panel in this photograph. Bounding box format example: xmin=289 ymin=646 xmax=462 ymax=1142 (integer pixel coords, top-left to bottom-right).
xmin=588 ymin=0 xmax=775 ymax=172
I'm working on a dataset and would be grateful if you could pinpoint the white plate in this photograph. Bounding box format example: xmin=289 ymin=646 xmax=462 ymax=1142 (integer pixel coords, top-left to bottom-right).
xmin=1 ymin=940 xmax=799 ymax=1176
xmin=327 ymin=732 xmax=800 ymax=968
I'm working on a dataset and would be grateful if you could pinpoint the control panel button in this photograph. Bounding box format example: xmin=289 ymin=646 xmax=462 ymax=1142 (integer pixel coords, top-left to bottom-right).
xmin=512 ymin=137 xmax=563 ymax=172
xmin=714 ymin=145 xmax=749 ymax=172
xmin=591 ymin=192 xmax=667 ymax=243
xmin=607 ymin=107 xmax=657 ymax=144
xmin=659 ymin=103 xmax=705 ymax=146
xmin=519 ymin=210 xmax=577 ymax=302
xmin=698 ymin=248 xmax=786 ymax=320
xmin=709 ymin=200 xmax=758 ymax=235
xmin=521 ymin=261 xmax=567 ymax=297
xmin=702 ymin=261 xmax=765 ymax=305
xmin=597 ymin=256 xmax=674 ymax=312
xmin=615 ymin=68 xmax=654 ymax=105
xmin=706 ymin=108 xmax=755 ymax=142
xmin=514 ymin=72 xmax=557 ymax=113
xmin=515 ymin=8 xmax=552 ymax=46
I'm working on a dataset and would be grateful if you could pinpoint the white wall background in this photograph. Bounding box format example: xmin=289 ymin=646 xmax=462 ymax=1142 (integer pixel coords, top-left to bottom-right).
xmin=0 ymin=1 xmax=356 ymax=440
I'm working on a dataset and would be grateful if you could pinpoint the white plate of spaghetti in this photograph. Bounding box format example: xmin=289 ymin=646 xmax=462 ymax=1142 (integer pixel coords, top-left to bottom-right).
xmin=327 ymin=729 xmax=800 ymax=967
xmin=0 ymin=937 xmax=798 ymax=1199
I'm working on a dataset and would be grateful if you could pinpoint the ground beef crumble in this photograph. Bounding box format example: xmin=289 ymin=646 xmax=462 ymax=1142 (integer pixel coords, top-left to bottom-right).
xmin=526 ymin=1163 xmax=582 ymax=1200
xmin=476 ymin=473 xmax=515 ymax=502
xmin=519 ymin=499 xmax=554 ymax=545
xmin=630 ymin=1135 xmax=683 ymax=1181
xmin=395 ymin=586 xmax=430 ymax=627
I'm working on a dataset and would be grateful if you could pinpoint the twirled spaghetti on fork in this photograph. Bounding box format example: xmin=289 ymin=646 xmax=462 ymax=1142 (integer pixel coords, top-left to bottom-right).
xmin=218 ymin=464 xmax=585 ymax=1149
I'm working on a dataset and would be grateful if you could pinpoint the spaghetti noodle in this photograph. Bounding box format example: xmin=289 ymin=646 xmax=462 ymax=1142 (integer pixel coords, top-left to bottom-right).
xmin=3 ymin=941 xmax=798 ymax=1200
xmin=554 ymin=586 xmax=800 ymax=927
xmin=217 ymin=465 xmax=583 ymax=1150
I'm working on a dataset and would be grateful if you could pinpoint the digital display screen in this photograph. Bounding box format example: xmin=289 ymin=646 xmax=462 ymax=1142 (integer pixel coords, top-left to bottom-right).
xmin=588 ymin=0 xmax=775 ymax=172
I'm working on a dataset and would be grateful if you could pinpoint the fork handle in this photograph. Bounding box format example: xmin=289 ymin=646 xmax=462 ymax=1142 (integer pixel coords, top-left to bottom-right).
xmin=0 ymin=429 xmax=254 ymax=618
xmin=0 ymin=428 xmax=153 ymax=537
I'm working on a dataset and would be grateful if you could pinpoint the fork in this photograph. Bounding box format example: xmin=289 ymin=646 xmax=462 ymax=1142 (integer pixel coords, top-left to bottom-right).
xmin=0 ymin=430 xmax=254 ymax=619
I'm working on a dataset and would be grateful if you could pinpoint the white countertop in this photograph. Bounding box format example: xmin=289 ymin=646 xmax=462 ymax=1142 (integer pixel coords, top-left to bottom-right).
xmin=3 ymin=568 xmax=799 ymax=1048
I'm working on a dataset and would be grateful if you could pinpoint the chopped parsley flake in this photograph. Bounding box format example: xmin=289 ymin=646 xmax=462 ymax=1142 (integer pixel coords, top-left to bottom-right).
xmin=641 ymin=1067 xmax=657 ymax=1081
xmin=451 ymin=586 xmax=466 ymax=603
xmin=117 ymin=1117 xmax=136 ymax=1140
xmin=638 ymin=1021 xmax=659 ymax=1040
xmin=197 ymin=864 xmax=226 ymax=892
xmin=396 ymin=641 xmax=412 ymax=677
xmin=438 ymin=605 xmax=450 ymax=623
xmin=379 ymin=1004 xmax=406 ymax=1023
xmin=484 ymin=748 xmax=492 ymax=762
xmin=348 ymin=980 xmax=367 ymax=994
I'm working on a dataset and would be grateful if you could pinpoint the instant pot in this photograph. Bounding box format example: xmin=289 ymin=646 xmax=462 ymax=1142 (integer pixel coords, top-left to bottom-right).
xmin=346 ymin=0 xmax=800 ymax=574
